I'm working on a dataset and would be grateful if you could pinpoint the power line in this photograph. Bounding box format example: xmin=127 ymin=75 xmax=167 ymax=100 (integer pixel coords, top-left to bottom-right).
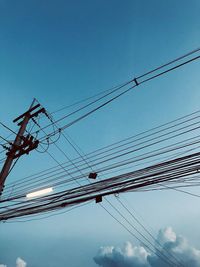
xmin=44 ymin=104 xmax=178 ymax=266
xmin=1 ymin=150 xmax=200 ymax=220
xmin=51 ymin=82 xmax=129 ymax=115
xmin=51 ymin=47 xmax=200 ymax=115
xmin=0 ymin=121 xmax=17 ymax=136
xmin=2 ymin=201 xmax=93 ymax=223
xmin=1 ymin=48 xmax=200 ymax=225
xmin=116 ymin=197 xmax=184 ymax=266
xmin=100 ymin=203 xmax=178 ymax=267
xmin=35 ymin=50 xmax=200 ymax=138
xmin=47 ymin=106 xmax=176 ymax=265
xmin=0 ymin=135 xmax=11 ymax=144
xmin=137 ymin=47 xmax=200 ymax=79
xmin=3 ymin=112 xmax=200 ymax=198
xmin=5 ymin=121 xmax=200 ymax=194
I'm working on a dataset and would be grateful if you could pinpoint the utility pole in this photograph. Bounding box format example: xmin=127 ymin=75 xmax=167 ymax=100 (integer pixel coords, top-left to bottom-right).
xmin=0 ymin=99 xmax=45 ymax=195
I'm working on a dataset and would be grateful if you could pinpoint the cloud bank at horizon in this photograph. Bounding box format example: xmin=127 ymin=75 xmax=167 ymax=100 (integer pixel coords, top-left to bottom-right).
xmin=94 ymin=227 xmax=200 ymax=267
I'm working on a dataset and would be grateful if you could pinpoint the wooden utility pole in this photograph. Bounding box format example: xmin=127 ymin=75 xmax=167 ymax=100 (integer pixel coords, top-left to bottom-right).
xmin=0 ymin=99 xmax=45 ymax=195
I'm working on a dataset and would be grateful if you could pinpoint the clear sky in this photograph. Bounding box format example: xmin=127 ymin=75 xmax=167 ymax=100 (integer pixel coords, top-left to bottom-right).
xmin=0 ymin=1 xmax=200 ymax=267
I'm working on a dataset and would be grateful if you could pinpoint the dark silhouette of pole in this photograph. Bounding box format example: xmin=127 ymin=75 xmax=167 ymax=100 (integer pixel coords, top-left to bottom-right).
xmin=0 ymin=99 xmax=38 ymax=194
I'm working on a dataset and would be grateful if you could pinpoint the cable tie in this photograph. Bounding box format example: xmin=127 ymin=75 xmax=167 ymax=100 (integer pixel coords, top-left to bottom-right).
xmin=133 ymin=78 xmax=139 ymax=86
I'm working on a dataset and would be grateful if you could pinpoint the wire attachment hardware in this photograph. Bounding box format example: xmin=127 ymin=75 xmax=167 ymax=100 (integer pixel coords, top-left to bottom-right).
xmin=133 ymin=78 xmax=139 ymax=86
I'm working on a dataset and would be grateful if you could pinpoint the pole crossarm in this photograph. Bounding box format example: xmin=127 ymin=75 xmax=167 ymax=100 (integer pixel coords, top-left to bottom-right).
xmin=0 ymin=100 xmax=45 ymax=195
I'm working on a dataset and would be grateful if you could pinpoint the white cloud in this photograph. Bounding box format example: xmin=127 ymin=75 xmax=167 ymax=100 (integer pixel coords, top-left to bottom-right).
xmin=94 ymin=242 xmax=150 ymax=267
xmin=0 ymin=258 xmax=26 ymax=267
xmin=94 ymin=227 xmax=200 ymax=267
xmin=16 ymin=258 xmax=26 ymax=267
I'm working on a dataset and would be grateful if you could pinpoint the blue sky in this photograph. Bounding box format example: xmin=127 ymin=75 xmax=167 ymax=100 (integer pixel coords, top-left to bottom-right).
xmin=0 ymin=0 xmax=200 ymax=266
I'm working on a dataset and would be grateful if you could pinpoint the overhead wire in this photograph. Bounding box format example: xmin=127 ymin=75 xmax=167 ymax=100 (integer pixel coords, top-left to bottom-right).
xmin=51 ymin=47 xmax=200 ymax=115
xmin=39 ymin=106 xmax=195 ymax=266
xmin=2 ymin=112 xmax=200 ymax=199
xmin=2 ymin=137 xmax=200 ymax=217
xmin=48 ymin=107 xmax=178 ymax=265
xmin=1 ymin=47 xmax=200 ymax=235
xmin=3 ymin=120 xmax=199 ymax=196
xmin=100 ymin=203 xmax=180 ymax=267
xmin=5 ymin=109 xmax=200 ymax=188
xmin=116 ymin=196 xmax=185 ymax=266
xmin=1 ymin=107 xmax=185 ymax=266
xmin=1 ymin=130 xmax=198 ymax=199
xmin=35 ymin=50 xmax=200 ymax=139
xmin=0 ymin=121 xmax=17 ymax=137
